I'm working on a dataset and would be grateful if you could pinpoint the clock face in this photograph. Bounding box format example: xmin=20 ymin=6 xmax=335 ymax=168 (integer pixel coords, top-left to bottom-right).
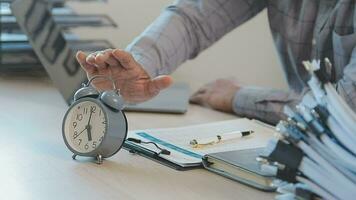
xmin=63 ymin=100 xmax=107 ymax=154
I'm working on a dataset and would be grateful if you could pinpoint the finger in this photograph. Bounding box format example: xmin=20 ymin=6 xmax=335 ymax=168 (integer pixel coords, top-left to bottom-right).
xmin=189 ymin=93 xmax=206 ymax=105
xmin=89 ymin=49 xmax=120 ymax=68
xmin=76 ymin=51 xmax=96 ymax=74
xmin=105 ymin=55 xmax=121 ymax=67
xmin=95 ymin=52 xmax=109 ymax=68
xmin=103 ymin=50 xmax=120 ymax=67
xmin=100 ymin=49 xmax=119 ymax=66
xmin=112 ymin=49 xmax=136 ymax=69
xmin=197 ymin=86 xmax=208 ymax=94
xmin=197 ymin=81 xmax=214 ymax=92
xmin=86 ymin=52 xmax=99 ymax=65
xmin=190 ymin=89 xmax=206 ymax=99
xmin=103 ymin=48 xmax=113 ymax=53
xmin=147 ymin=75 xmax=173 ymax=95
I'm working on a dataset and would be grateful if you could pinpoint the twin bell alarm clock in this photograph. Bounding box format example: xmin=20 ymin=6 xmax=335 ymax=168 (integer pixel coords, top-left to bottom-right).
xmin=62 ymin=75 xmax=128 ymax=164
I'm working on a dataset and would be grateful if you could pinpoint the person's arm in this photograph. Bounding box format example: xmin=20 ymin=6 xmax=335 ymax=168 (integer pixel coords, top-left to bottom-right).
xmin=126 ymin=0 xmax=267 ymax=78
xmin=233 ymin=51 xmax=356 ymax=125
xmin=189 ymin=78 xmax=304 ymax=125
xmin=232 ymin=87 xmax=305 ymax=125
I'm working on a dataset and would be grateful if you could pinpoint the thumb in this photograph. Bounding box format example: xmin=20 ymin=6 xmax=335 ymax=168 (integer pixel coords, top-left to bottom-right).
xmin=148 ymin=75 xmax=173 ymax=95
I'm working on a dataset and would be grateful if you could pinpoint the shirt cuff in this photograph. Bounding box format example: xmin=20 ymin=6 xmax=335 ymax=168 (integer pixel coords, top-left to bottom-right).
xmin=232 ymin=86 xmax=297 ymax=125
xmin=126 ymin=46 xmax=159 ymax=78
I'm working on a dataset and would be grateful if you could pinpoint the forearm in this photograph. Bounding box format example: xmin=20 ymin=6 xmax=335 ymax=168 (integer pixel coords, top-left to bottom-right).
xmin=126 ymin=0 xmax=266 ymax=78
xmin=232 ymin=86 xmax=306 ymax=125
xmin=233 ymin=64 xmax=356 ymax=125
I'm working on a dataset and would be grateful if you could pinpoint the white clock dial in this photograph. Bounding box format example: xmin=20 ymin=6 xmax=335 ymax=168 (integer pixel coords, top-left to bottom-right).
xmin=64 ymin=101 xmax=107 ymax=153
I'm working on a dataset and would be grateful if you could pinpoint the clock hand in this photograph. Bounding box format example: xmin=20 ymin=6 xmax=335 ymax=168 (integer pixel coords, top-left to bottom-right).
xmin=87 ymin=125 xmax=93 ymax=141
xmin=74 ymin=126 xmax=87 ymax=139
xmin=87 ymin=107 xmax=94 ymax=126
xmin=86 ymin=108 xmax=94 ymax=141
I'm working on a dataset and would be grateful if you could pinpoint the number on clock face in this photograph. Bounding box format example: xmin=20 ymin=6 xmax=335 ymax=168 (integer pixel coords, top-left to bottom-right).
xmin=65 ymin=101 xmax=107 ymax=153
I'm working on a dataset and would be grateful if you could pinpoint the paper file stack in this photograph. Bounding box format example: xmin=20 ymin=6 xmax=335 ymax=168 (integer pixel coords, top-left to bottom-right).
xmin=258 ymin=59 xmax=356 ymax=200
xmin=0 ymin=0 xmax=115 ymax=73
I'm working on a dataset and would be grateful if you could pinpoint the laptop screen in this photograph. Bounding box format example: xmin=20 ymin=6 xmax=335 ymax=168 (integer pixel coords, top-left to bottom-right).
xmin=11 ymin=0 xmax=87 ymax=104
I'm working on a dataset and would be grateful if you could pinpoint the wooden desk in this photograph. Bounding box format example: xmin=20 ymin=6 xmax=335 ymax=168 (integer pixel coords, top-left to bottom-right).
xmin=0 ymin=77 xmax=274 ymax=200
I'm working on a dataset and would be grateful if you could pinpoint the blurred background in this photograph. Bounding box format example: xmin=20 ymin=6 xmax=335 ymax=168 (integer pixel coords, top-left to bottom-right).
xmin=1 ymin=0 xmax=287 ymax=93
xmin=68 ymin=0 xmax=287 ymax=92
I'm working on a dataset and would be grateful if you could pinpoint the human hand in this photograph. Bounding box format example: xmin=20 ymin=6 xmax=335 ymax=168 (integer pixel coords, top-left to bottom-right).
xmin=190 ymin=78 xmax=241 ymax=113
xmin=76 ymin=49 xmax=173 ymax=103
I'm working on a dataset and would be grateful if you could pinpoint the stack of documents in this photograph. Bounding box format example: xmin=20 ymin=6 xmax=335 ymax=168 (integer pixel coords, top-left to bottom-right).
xmin=259 ymin=59 xmax=356 ymax=199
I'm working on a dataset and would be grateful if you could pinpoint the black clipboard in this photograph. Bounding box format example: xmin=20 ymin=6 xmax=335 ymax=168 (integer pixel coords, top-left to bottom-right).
xmin=123 ymin=142 xmax=202 ymax=171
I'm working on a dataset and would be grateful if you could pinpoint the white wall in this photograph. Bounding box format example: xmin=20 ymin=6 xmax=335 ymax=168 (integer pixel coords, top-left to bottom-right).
xmin=69 ymin=0 xmax=287 ymax=92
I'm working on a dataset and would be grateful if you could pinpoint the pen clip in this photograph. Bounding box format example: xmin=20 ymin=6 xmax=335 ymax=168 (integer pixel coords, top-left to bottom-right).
xmin=189 ymin=136 xmax=222 ymax=148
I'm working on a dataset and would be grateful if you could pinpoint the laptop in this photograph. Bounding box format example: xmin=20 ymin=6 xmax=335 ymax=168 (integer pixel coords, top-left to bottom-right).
xmin=125 ymin=83 xmax=189 ymax=114
xmin=11 ymin=0 xmax=189 ymax=114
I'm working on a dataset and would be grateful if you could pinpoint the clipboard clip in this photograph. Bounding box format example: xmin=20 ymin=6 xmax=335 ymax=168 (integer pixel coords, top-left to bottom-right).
xmin=126 ymin=138 xmax=171 ymax=155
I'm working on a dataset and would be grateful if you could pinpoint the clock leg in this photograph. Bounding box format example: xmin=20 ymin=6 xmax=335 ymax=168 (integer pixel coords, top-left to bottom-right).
xmin=72 ymin=154 xmax=77 ymax=160
xmin=96 ymin=154 xmax=103 ymax=165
